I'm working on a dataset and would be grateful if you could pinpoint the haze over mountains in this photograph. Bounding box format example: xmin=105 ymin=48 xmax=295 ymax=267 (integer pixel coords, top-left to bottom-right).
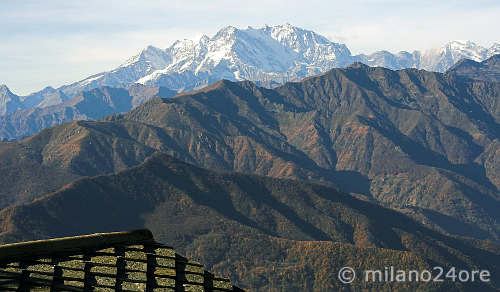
xmin=0 ymin=85 xmax=176 ymax=141
xmin=1 ymin=24 xmax=499 ymax=118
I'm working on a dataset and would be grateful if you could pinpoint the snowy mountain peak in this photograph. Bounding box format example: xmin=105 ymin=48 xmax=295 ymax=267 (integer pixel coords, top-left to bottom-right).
xmin=409 ymin=40 xmax=490 ymax=71
xmin=217 ymin=25 xmax=238 ymax=35
xmin=121 ymin=51 xmax=142 ymax=68
xmin=37 ymin=86 xmax=56 ymax=95
xmin=443 ymin=40 xmax=487 ymax=61
xmin=200 ymin=35 xmax=210 ymax=44
xmin=447 ymin=40 xmax=477 ymax=47
xmin=133 ymin=24 xmax=354 ymax=89
xmin=268 ymin=23 xmax=303 ymax=38
xmin=31 ymin=24 xmax=498 ymax=106
xmin=120 ymin=45 xmax=169 ymax=68
xmin=264 ymin=24 xmax=347 ymax=55
xmin=487 ymin=43 xmax=500 ymax=58
xmin=211 ymin=26 xmax=239 ymax=45
xmin=267 ymin=23 xmax=300 ymax=39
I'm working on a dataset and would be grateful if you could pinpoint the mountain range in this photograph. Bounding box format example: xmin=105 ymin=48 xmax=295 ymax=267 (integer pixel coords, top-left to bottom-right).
xmin=1 ymin=24 xmax=499 ymax=118
xmin=48 ymin=24 xmax=500 ymax=97
xmin=447 ymin=53 xmax=500 ymax=83
xmin=0 ymin=153 xmax=498 ymax=291
xmin=1 ymin=61 xmax=499 ymax=244
xmin=0 ymin=84 xmax=176 ymax=141
xmin=1 ymin=24 xmax=500 ymax=291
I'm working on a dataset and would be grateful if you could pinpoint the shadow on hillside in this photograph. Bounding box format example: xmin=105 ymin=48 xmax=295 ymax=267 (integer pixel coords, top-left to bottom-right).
xmin=161 ymin=165 xmax=334 ymax=242
xmin=358 ymin=115 xmax=499 ymax=194
xmin=332 ymin=170 xmax=371 ymax=198
xmin=419 ymin=208 xmax=492 ymax=240
xmin=308 ymin=184 xmax=500 ymax=273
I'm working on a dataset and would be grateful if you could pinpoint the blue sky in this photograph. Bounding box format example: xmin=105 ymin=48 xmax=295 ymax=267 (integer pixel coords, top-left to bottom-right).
xmin=1 ymin=0 xmax=499 ymax=95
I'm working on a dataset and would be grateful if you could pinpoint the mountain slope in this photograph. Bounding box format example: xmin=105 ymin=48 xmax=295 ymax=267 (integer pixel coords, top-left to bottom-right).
xmin=357 ymin=40 xmax=500 ymax=72
xmin=119 ymin=65 xmax=500 ymax=240
xmin=0 ymin=85 xmax=23 ymax=116
xmin=19 ymin=86 xmax=70 ymax=109
xmin=0 ymin=111 xmax=335 ymax=211
xmin=0 ymin=84 xmax=176 ymax=141
xmin=1 ymin=64 xmax=499 ymax=243
xmin=447 ymin=54 xmax=500 ymax=83
xmin=0 ymin=153 xmax=498 ymax=291
xmin=0 ymin=121 xmax=155 ymax=210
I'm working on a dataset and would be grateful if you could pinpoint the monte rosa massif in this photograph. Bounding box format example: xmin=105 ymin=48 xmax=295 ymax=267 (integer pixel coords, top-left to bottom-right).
xmin=0 ymin=23 xmax=499 ymax=141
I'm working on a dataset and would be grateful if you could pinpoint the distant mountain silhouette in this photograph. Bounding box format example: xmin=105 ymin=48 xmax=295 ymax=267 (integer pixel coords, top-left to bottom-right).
xmin=0 ymin=84 xmax=176 ymax=140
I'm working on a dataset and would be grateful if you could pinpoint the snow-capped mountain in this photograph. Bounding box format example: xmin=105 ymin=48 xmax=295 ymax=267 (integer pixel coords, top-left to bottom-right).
xmin=59 ymin=24 xmax=353 ymax=96
xmin=357 ymin=40 xmax=500 ymax=72
xmin=354 ymin=50 xmax=421 ymax=70
xmin=3 ymin=24 xmax=500 ymax=114
xmin=420 ymin=40 xmax=493 ymax=72
xmin=58 ymin=25 xmax=498 ymax=99
xmin=487 ymin=43 xmax=500 ymax=58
